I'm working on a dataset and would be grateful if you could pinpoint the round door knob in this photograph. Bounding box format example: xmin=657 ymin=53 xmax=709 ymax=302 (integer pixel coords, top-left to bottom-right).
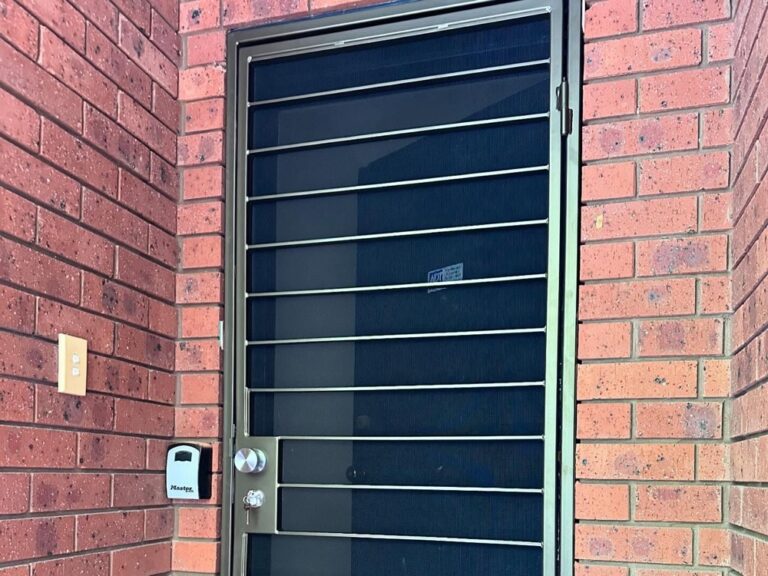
xmin=234 ymin=447 xmax=267 ymax=474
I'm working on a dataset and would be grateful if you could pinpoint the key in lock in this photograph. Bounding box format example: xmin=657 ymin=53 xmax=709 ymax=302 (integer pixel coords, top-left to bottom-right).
xmin=243 ymin=489 xmax=265 ymax=525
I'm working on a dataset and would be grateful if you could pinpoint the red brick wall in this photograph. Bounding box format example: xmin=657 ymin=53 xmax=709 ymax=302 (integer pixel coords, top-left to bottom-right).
xmin=729 ymin=0 xmax=768 ymax=572
xmin=576 ymin=0 xmax=734 ymax=574
xmin=0 ymin=0 xmax=180 ymax=573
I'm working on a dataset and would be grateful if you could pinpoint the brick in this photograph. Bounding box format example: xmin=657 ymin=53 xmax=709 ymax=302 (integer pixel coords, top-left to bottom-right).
xmin=0 ymin=186 xmax=35 ymax=242
xmin=177 ymin=201 xmax=223 ymax=235
xmin=115 ymin=324 xmax=175 ymax=371
xmin=181 ymin=306 xmax=221 ymax=338
xmin=637 ymin=571 xmax=724 ymax=576
xmin=575 ymin=524 xmax=692 ymax=564
xmin=148 ymin=298 xmax=178 ymax=338
xmin=150 ymin=8 xmax=179 ymax=63
xmin=0 ymin=237 xmax=80 ymax=304
xmin=82 ymin=274 xmax=149 ymax=326
xmin=0 ymin=379 xmax=34 ymax=422
xmin=86 ymin=23 xmax=152 ymax=107
xmin=578 ymin=321 xmax=632 ymax=359
xmin=575 ymin=566 xmax=629 ymax=576
xmin=40 ymin=28 xmax=118 ymax=117
xmin=0 ymin=87 xmax=39 ymax=149
xmin=0 ymin=424 xmax=76 ymax=468
xmin=153 ymin=0 xmax=178 ymax=28
xmin=84 ymin=104 xmax=150 ymax=177
xmin=702 ymin=358 xmax=730 ymax=397
xmin=119 ymin=15 xmax=177 ymax=96
xmin=640 ymin=67 xmax=729 ymax=112
xmin=178 ymin=130 xmax=224 ymax=165
xmin=636 ymin=236 xmax=727 ymax=276
xmin=0 ymin=136 xmax=80 ymax=217
xmin=578 ymin=361 xmax=698 ymax=399
xmin=581 ymin=278 xmax=696 ymax=320
xmin=182 ymin=235 xmax=223 ymax=269
xmin=701 ymin=192 xmax=732 ymax=231
xmin=703 ymin=108 xmax=732 ymax=148
xmin=735 ymin=487 xmax=768 ymax=534
xmin=76 ymin=510 xmax=144 ymax=551
xmin=150 ymin=152 xmax=179 ymax=199
xmin=640 ymin=152 xmax=729 ymax=196
xmin=0 ymin=473 xmax=30 ymax=514
xmin=180 ymin=0 xmax=220 ymax=32
xmin=176 ymin=339 xmax=221 ymax=372
xmin=176 ymin=406 xmax=222 ymax=437
xmin=37 ymin=209 xmax=115 ymax=275
xmin=0 ymin=0 xmax=38 ymax=58
xmin=118 ymin=92 xmax=177 ymax=163
xmin=40 ymin=119 xmax=118 ymax=197
xmin=583 ymin=114 xmax=698 ymax=161
xmin=146 ymin=438 xmax=170 ymax=470
xmin=635 ymin=484 xmax=721 ymax=522
xmin=643 ymin=0 xmax=730 ymax=29
xmin=584 ymin=29 xmax=702 ymax=80
xmin=73 ymin=0 xmax=118 ymax=40
xmin=700 ymin=275 xmax=730 ymax=313
xmin=187 ymin=29 xmax=226 ymax=66
xmin=32 ymin=553 xmax=109 ymax=576
xmin=148 ymin=225 xmax=178 ymax=267
xmin=637 ymin=401 xmax=722 ymax=438
xmin=35 ymin=386 xmax=114 ymax=431
xmin=583 ymin=79 xmax=636 ymax=120
xmin=145 ymin=508 xmax=174 ymax=539
xmin=182 ymin=165 xmax=224 ymax=200
xmin=31 ymin=473 xmax=110 ymax=512
xmin=114 ymin=397 xmax=174 ymax=437
xmin=184 ymin=97 xmax=225 ymax=133
xmin=20 ymin=0 xmax=84 ymax=52
xmin=178 ymin=507 xmax=220 ymax=538
xmin=111 ymin=542 xmax=171 ymax=575
xmin=0 ymin=38 xmax=82 ymax=130
xmin=708 ymin=22 xmax=734 ymax=62
xmin=153 ymin=84 xmax=179 ymax=131
xmin=0 ymin=517 xmax=75 ymax=562
xmin=580 ymin=243 xmax=634 ymax=281
xmin=114 ymin=0 xmax=150 ymax=32
xmin=116 ymin=248 xmax=175 ymax=301
xmin=0 ymin=567 xmax=28 ymax=576
xmin=584 ymin=0 xmax=637 ymax=39
xmin=575 ymin=482 xmax=630 ymax=520
xmin=119 ymin=170 xmax=177 ymax=233
xmin=179 ymin=373 xmax=221 ymax=404
xmin=82 ymin=188 xmax=149 ymax=252
xmin=0 ymin=285 xmax=35 ymax=334
xmin=77 ymin=432 xmax=145 ymax=470
xmin=172 ymin=541 xmax=219 ymax=573
xmin=698 ymin=527 xmax=730 ymax=566
xmin=177 ymin=271 xmax=223 ymax=304
xmin=35 ymin=299 xmax=114 ymax=355
xmin=0 ymin=331 xmax=55 ymax=383
xmin=638 ymin=318 xmax=723 ymax=356
xmin=179 ymin=64 xmax=225 ymax=100
xmin=222 ymin=0 xmax=306 ymax=24
xmin=582 ymin=196 xmax=697 ymax=241
xmin=577 ymin=443 xmax=694 ymax=480
xmin=732 ymin=383 xmax=768 ymax=438
xmin=148 ymin=370 xmax=175 ymax=403
xmin=577 ymin=402 xmax=631 ymax=438
xmin=113 ymin=473 xmax=169 ymax=506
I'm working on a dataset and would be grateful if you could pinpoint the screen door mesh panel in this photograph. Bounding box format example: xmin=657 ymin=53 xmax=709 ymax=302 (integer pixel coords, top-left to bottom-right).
xmin=241 ymin=7 xmax=557 ymax=576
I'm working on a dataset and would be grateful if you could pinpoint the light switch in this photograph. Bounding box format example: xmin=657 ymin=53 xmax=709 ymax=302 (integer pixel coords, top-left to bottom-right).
xmin=58 ymin=334 xmax=88 ymax=396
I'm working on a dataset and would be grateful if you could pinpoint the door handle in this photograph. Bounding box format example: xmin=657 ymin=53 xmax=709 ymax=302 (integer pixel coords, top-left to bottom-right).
xmin=234 ymin=447 xmax=268 ymax=474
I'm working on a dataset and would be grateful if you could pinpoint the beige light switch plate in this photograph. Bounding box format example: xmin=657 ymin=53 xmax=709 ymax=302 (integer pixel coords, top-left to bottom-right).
xmin=58 ymin=334 xmax=88 ymax=396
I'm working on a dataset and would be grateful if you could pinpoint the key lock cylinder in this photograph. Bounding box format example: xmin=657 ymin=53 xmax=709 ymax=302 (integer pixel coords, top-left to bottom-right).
xmin=235 ymin=448 xmax=269 ymax=525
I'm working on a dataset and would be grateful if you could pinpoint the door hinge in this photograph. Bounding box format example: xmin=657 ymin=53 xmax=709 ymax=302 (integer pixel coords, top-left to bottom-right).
xmin=556 ymin=78 xmax=573 ymax=136
xmin=218 ymin=320 xmax=225 ymax=350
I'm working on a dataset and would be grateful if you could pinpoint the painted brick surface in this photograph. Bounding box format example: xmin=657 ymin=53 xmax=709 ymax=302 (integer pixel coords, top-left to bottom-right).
xmin=0 ymin=0 xmax=178 ymax=572
xmin=578 ymin=1 xmax=733 ymax=575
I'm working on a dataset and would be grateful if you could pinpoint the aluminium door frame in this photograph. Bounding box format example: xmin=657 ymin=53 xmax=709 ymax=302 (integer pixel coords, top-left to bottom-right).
xmin=222 ymin=1 xmax=582 ymax=574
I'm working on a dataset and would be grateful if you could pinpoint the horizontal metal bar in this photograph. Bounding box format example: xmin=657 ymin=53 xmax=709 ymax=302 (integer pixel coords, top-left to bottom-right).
xmin=247 ymin=273 xmax=546 ymax=298
xmin=275 ymin=530 xmax=544 ymax=548
xmin=247 ymin=219 xmax=547 ymax=250
xmin=247 ymin=327 xmax=545 ymax=346
xmin=248 ymin=60 xmax=549 ymax=107
xmin=248 ymin=113 xmax=549 ymax=155
xmin=248 ymin=381 xmax=545 ymax=393
xmin=278 ymin=435 xmax=544 ymax=441
xmin=279 ymin=483 xmax=544 ymax=494
xmin=245 ymin=165 xmax=549 ymax=202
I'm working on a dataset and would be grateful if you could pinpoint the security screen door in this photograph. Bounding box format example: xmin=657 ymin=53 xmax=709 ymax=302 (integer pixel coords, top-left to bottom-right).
xmin=228 ymin=1 xmax=568 ymax=574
